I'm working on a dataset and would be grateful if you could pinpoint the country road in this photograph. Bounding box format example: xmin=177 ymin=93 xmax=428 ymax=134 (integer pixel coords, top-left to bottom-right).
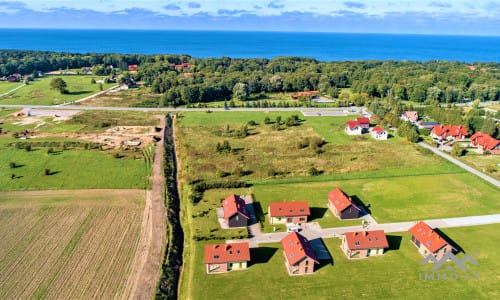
xmin=418 ymin=142 xmax=500 ymax=187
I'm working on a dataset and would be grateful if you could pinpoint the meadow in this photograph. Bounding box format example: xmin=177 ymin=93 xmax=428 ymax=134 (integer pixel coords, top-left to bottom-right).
xmin=0 ymin=81 xmax=23 ymax=94
xmin=0 ymin=76 xmax=115 ymax=105
xmin=183 ymin=224 xmax=498 ymax=300
xmin=0 ymin=190 xmax=145 ymax=300
xmin=459 ymin=152 xmax=500 ymax=180
xmin=77 ymin=86 xmax=162 ymax=107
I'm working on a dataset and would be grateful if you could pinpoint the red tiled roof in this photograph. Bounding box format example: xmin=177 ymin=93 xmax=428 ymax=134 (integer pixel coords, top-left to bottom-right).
xmin=204 ymin=242 xmax=250 ymax=264
xmin=356 ymin=117 xmax=370 ymax=125
xmin=344 ymin=230 xmax=389 ymax=250
xmin=470 ymin=132 xmax=500 ymax=151
xmin=371 ymin=125 xmax=386 ymax=134
xmin=290 ymin=91 xmax=319 ymax=99
xmin=269 ymin=201 xmax=310 ymax=217
xmin=431 ymin=125 xmax=468 ymax=139
xmin=328 ymin=188 xmax=357 ymax=212
xmin=408 ymin=221 xmax=450 ymax=253
xmin=222 ymin=194 xmax=249 ymax=220
xmin=281 ymin=232 xmax=318 ymax=265
xmin=346 ymin=120 xmax=360 ymax=130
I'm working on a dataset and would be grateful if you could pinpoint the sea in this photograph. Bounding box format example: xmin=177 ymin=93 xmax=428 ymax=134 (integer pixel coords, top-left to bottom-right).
xmin=0 ymin=29 xmax=499 ymax=62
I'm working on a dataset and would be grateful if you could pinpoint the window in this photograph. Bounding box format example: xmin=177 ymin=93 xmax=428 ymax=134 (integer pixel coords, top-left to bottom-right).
xmin=355 ymin=241 xmax=361 ymax=246
xmin=214 ymin=255 xmax=219 ymax=259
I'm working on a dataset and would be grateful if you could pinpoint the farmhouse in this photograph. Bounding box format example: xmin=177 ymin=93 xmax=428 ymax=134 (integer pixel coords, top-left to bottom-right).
xmin=401 ymin=111 xmax=419 ymax=123
xmin=369 ymin=125 xmax=388 ymax=140
xmin=431 ymin=125 xmax=468 ymax=141
xmin=408 ymin=221 xmax=454 ymax=260
xmin=204 ymin=242 xmax=250 ymax=274
xmin=222 ymin=194 xmax=250 ymax=228
xmin=281 ymin=232 xmax=318 ymax=275
xmin=268 ymin=201 xmax=310 ymax=225
xmin=327 ymin=188 xmax=362 ymax=219
xmin=341 ymin=230 xmax=389 ymax=259
xmin=470 ymin=132 xmax=500 ymax=154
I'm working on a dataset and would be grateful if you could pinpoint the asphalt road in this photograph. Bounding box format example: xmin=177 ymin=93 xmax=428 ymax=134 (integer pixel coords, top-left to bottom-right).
xmin=418 ymin=142 xmax=500 ymax=187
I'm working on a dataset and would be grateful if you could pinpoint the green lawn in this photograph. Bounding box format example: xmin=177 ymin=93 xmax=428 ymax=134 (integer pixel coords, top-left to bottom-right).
xmin=184 ymin=224 xmax=498 ymax=300
xmin=0 ymin=146 xmax=150 ymax=190
xmin=0 ymin=76 xmax=114 ymax=105
xmin=0 ymin=81 xmax=23 ymax=95
xmin=459 ymin=152 xmax=500 ymax=180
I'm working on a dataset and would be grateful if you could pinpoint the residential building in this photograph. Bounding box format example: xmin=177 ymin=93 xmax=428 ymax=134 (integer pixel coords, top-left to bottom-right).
xmin=408 ymin=221 xmax=454 ymax=260
xmin=345 ymin=120 xmax=363 ymax=135
xmin=370 ymin=125 xmax=388 ymax=140
xmin=431 ymin=125 xmax=468 ymax=141
xmin=281 ymin=232 xmax=318 ymax=275
xmin=470 ymin=132 xmax=500 ymax=154
xmin=401 ymin=111 xmax=419 ymax=123
xmin=222 ymin=194 xmax=250 ymax=228
xmin=327 ymin=188 xmax=362 ymax=219
xmin=204 ymin=242 xmax=250 ymax=274
xmin=341 ymin=230 xmax=389 ymax=259
xmin=268 ymin=201 xmax=310 ymax=224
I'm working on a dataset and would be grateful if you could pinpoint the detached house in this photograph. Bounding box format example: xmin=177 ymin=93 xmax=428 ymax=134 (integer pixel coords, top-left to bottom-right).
xmin=431 ymin=125 xmax=468 ymax=141
xmin=401 ymin=111 xmax=419 ymax=123
xmin=327 ymin=188 xmax=362 ymax=220
xmin=281 ymin=232 xmax=318 ymax=275
xmin=222 ymin=194 xmax=250 ymax=228
xmin=128 ymin=64 xmax=138 ymax=72
xmin=369 ymin=126 xmax=388 ymax=140
xmin=204 ymin=242 xmax=250 ymax=274
xmin=341 ymin=230 xmax=389 ymax=259
xmin=408 ymin=221 xmax=454 ymax=260
xmin=470 ymin=132 xmax=500 ymax=154
xmin=345 ymin=120 xmax=363 ymax=135
xmin=268 ymin=201 xmax=310 ymax=225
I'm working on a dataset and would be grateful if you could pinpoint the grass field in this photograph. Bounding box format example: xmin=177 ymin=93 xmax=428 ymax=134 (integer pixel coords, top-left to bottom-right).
xmin=0 ymin=146 xmax=150 ymax=190
xmin=0 ymin=76 xmax=114 ymax=105
xmin=77 ymin=86 xmax=162 ymax=107
xmin=183 ymin=224 xmax=497 ymax=300
xmin=0 ymin=81 xmax=23 ymax=94
xmin=459 ymin=152 xmax=500 ymax=180
xmin=0 ymin=189 xmax=144 ymax=299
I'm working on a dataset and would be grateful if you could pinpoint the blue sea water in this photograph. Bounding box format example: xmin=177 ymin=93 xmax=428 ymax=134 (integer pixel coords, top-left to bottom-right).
xmin=0 ymin=29 xmax=499 ymax=62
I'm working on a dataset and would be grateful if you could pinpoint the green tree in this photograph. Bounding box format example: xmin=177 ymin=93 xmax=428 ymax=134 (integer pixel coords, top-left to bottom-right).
xmin=50 ymin=78 xmax=68 ymax=94
xmin=232 ymin=82 xmax=250 ymax=100
xmin=481 ymin=118 xmax=497 ymax=136
xmin=451 ymin=142 xmax=464 ymax=157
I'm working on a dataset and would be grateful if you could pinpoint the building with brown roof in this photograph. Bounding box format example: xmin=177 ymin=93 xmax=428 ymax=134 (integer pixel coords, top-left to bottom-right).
xmin=222 ymin=194 xmax=250 ymax=228
xmin=204 ymin=242 xmax=250 ymax=274
xmin=408 ymin=221 xmax=454 ymax=261
xmin=341 ymin=230 xmax=389 ymax=259
xmin=268 ymin=201 xmax=310 ymax=225
xmin=327 ymin=188 xmax=362 ymax=220
xmin=281 ymin=232 xmax=318 ymax=275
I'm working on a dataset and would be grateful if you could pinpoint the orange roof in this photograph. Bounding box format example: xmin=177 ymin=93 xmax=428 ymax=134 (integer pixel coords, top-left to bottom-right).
xmin=346 ymin=120 xmax=361 ymax=130
xmin=328 ymin=188 xmax=357 ymax=212
xmin=222 ymin=194 xmax=249 ymax=220
xmin=356 ymin=117 xmax=370 ymax=125
xmin=281 ymin=232 xmax=318 ymax=265
xmin=371 ymin=125 xmax=386 ymax=134
xmin=471 ymin=132 xmax=500 ymax=151
xmin=269 ymin=201 xmax=310 ymax=217
xmin=204 ymin=242 xmax=250 ymax=264
xmin=408 ymin=221 xmax=450 ymax=253
xmin=432 ymin=125 xmax=467 ymax=138
xmin=344 ymin=230 xmax=389 ymax=250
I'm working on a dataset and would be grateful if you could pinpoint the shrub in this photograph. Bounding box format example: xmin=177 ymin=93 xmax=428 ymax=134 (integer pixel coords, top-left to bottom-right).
xmin=24 ymin=144 xmax=31 ymax=152
xmin=247 ymin=120 xmax=257 ymax=126
xmin=47 ymin=147 xmax=54 ymax=154
xmin=9 ymin=162 xmax=16 ymax=169
xmin=44 ymin=168 xmax=50 ymax=175
xmin=308 ymin=167 xmax=320 ymax=176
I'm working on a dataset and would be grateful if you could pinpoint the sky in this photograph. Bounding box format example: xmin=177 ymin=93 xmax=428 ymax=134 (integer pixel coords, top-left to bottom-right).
xmin=0 ymin=0 xmax=498 ymax=35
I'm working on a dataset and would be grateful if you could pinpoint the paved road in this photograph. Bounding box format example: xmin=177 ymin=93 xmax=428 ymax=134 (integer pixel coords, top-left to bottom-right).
xmin=248 ymin=214 xmax=500 ymax=245
xmin=418 ymin=142 xmax=500 ymax=187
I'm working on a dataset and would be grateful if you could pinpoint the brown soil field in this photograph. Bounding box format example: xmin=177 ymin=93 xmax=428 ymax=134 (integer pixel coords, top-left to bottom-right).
xmin=0 ymin=189 xmax=146 ymax=299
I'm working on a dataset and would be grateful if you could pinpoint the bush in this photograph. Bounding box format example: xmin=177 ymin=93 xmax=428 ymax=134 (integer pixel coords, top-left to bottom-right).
xmin=24 ymin=144 xmax=31 ymax=151
xmin=44 ymin=168 xmax=50 ymax=175
xmin=9 ymin=162 xmax=16 ymax=169
xmin=47 ymin=147 xmax=54 ymax=154
xmin=247 ymin=120 xmax=257 ymax=126
xmin=308 ymin=167 xmax=320 ymax=176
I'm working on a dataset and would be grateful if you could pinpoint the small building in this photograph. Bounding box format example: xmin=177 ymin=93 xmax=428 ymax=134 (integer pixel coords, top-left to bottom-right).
xmin=222 ymin=194 xmax=250 ymax=228
xmin=401 ymin=111 xmax=419 ymax=123
xmin=281 ymin=232 xmax=318 ymax=275
xmin=408 ymin=221 xmax=455 ymax=260
xmin=470 ymin=132 xmax=500 ymax=154
xmin=370 ymin=125 xmax=388 ymax=140
xmin=327 ymin=188 xmax=362 ymax=220
xmin=290 ymin=90 xmax=319 ymax=100
xmin=417 ymin=121 xmax=440 ymax=130
xmin=204 ymin=242 xmax=250 ymax=274
xmin=345 ymin=120 xmax=363 ymax=135
xmin=431 ymin=125 xmax=468 ymax=141
xmin=342 ymin=230 xmax=389 ymax=259
xmin=268 ymin=201 xmax=310 ymax=225
xmin=355 ymin=117 xmax=370 ymax=131
xmin=128 ymin=64 xmax=138 ymax=72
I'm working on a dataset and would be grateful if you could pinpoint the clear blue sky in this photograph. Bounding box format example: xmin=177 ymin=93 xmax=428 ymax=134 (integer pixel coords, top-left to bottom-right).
xmin=0 ymin=1 xmax=498 ymax=35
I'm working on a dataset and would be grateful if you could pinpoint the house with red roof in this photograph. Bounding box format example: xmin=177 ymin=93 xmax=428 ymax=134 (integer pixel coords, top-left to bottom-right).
xmin=431 ymin=125 xmax=468 ymax=141
xmin=369 ymin=125 xmax=388 ymax=140
xmin=327 ymin=188 xmax=362 ymax=220
xmin=345 ymin=120 xmax=363 ymax=135
xmin=408 ymin=221 xmax=454 ymax=260
xmin=204 ymin=242 xmax=250 ymax=274
xmin=268 ymin=201 xmax=310 ymax=225
xmin=356 ymin=117 xmax=370 ymax=130
xmin=470 ymin=132 xmax=500 ymax=154
xmin=281 ymin=232 xmax=318 ymax=275
xmin=290 ymin=90 xmax=319 ymax=100
xmin=341 ymin=230 xmax=389 ymax=259
xmin=401 ymin=111 xmax=419 ymax=123
xmin=222 ymin=194 xmax=250 ymax=228
xmin=128 ymin=64 xmax=138 ymax=72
